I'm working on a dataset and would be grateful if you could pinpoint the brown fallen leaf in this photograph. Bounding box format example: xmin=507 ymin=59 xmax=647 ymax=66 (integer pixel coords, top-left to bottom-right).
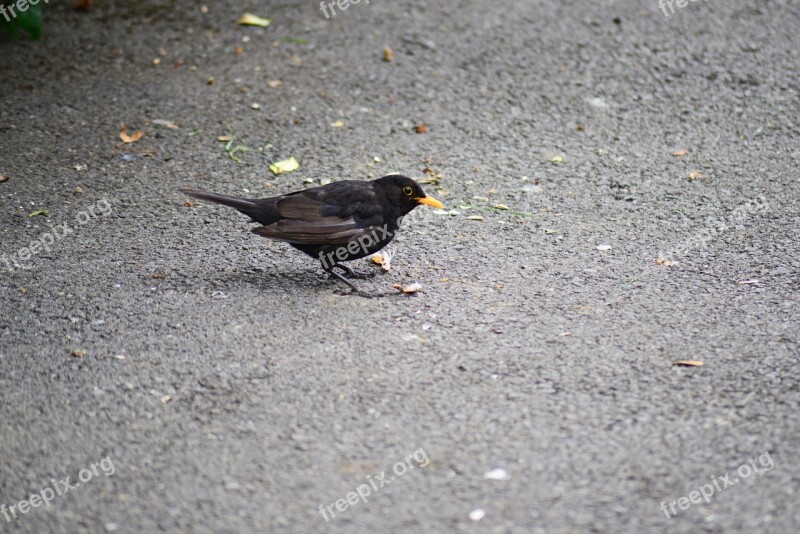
xmin=235 ymin=45 xmax=244 ymax=56
xmin=392 ymin=282 xmax=422 ymax=294
xmin=671 ymin=149 xmax=688 ymax=157
xmin=672 ymin=360 xmax=704 ymax=367
xmin=655 ymin=258 xmax=675 ymax=266
xmin=183 ymin=200 xmax=194 ymax=207
xmin=414 ymin=123 xmax=428 ymax=134
xmin=383 ymin=46 xmax=394 ymax=62
xmin=151 ymin=272 xmax=166 ymax=280
xmin=119 ymin=123 xmax=144 ymax=143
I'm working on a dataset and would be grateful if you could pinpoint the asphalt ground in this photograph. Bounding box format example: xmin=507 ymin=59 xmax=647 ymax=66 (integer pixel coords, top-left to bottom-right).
xmin=1 ymin=0 xmax=799 ymax=532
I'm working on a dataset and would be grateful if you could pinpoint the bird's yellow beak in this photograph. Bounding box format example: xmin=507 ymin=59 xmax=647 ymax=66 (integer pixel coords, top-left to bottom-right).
xmin=415 ymin=196 xmax=444 ymax=209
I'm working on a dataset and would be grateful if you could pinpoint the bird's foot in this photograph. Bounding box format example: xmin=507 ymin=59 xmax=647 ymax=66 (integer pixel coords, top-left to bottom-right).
xmin=324 ymin=266 xmax=396 ymax=298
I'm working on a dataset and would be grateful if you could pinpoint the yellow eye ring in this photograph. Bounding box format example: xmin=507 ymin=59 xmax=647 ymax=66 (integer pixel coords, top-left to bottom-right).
xmin=402 ymin=186 xmax=413 ymax=196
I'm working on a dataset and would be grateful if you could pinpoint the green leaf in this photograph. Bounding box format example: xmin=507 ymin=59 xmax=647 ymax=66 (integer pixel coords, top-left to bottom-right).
xmin=14 ymin=2 xmax=41 ymax=39
xmin=0 ymin=1 xmax=42 ymax=40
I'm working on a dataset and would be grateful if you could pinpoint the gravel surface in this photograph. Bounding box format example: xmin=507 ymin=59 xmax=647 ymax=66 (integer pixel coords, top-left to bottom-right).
xmin=1 ymin=1 xmax=799 ymax=532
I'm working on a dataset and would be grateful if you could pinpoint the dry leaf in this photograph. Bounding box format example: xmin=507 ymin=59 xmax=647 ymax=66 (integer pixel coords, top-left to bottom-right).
xmin=383 ymin=47 xmax=394 ymax=62
xmin=183 ymin=201 xmax=194 ymax=207
xmin=392 ymin=282 xmax=422 ymax=294
xmin=160 ymin=395 xmax=173 ymax=404
xmin=686 ymin=170 xmax=706 ymax=181
xmin=414 ymin=123 xmax=428 ymax=134
xmin=152 ymin=119 xmax=179 ymax=129
xmin=119 ymin=123 xmax=144 ymax=143
xmin=217 ymin=135 xmax=234 ymax=142
xmin=237 ymin=13 xmax=271 ymax=27
xmin=267 ymin=80 xmax=282 ymax=88
xmin=369 ymin=251 xmax=392 ymax=272
xmin=655 ymin=258 xmax=675 ymax=266
xmin=466 ymin=215 xmax=484 ymax=221
xmin=672 ymin=149 xmax=688 ymax=157
xmin=672 ymin=360 xmax=704 ymax=367
xmin=71 ymin=349 xmax=86 ymax=358
xmin=235 ymin=45 xmax=244 ymax=56
xmin=331 ymin=120 xmax=344 ymax=128
xmin=269 ymin=157 xmax=300 ymax=175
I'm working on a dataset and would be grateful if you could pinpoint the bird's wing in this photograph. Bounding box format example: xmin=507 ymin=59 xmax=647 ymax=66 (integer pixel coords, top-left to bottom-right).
xmin=252 ymin=185 xmax=383 ymax=245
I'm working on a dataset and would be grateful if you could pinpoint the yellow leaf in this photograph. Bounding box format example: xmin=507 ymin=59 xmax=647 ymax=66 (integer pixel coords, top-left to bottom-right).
xmin=672 ymin=360 xmax=704 ymax=367
xmin=119 ymin=123 xmax=144 ymax=143
xmin=237 ymin=13 xmax=271 ymax=27
xmin=331 ymin=120 xmax=344 ymax=128
xmin=269 ymin=157 xmax=300 ymax=175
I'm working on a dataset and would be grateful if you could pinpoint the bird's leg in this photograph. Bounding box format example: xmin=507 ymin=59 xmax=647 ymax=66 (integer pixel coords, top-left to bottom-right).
xmin=332 ymin=263 xmax=376 ymax=279
xmin=323 ymin=264 xmax=393 ymax=298
xmin=323 ymin=265 xmax=360 ymax=292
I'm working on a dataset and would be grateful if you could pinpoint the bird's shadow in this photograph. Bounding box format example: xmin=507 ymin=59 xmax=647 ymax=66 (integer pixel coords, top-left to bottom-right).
xmin=216 ymin=266 xmax=336 ymax=294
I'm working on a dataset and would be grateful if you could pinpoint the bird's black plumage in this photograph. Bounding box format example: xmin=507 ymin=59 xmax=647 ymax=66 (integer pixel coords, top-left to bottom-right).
xmin=180 ymin=174 xmax=443 ymax=294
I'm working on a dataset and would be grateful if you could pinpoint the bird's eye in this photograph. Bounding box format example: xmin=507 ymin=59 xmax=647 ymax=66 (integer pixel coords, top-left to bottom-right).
xmin=402 ymin=186 xmax=413 ymax=196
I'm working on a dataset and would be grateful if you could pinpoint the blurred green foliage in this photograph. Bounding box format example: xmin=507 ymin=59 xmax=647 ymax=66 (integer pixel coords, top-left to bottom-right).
xmin=0 ymin=0 xmax=42 ymax=40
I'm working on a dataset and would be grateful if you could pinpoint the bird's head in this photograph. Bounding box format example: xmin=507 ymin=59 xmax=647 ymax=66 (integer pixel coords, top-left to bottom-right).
xmin=374 ymin=174 xmax=444 ymax=214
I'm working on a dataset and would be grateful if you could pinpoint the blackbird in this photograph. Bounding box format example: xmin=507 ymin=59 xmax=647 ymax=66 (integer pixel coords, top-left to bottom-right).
xmin=180 ymin=174 xmax=443 ymax=294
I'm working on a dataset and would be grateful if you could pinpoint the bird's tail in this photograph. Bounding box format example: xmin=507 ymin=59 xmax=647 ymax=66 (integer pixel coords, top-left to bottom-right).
xmin=179 ymin=188 xmax=258 ymax=212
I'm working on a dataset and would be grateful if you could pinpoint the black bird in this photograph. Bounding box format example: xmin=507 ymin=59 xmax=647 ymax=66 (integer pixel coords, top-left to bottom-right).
xmin=180 ymin=174 xmax=443 ymax=294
